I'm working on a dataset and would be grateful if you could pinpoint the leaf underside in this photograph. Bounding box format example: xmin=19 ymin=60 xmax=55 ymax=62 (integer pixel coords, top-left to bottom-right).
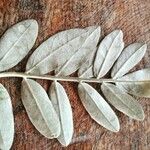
xmin=78 ymin=82 xmax=120 ymax=132
xmin=117 ymin=68 xmax=150 ymax=98
xmin=101 ymin=83 xmax=144 ymax=120
xmin=94 ymin=30 xmax=124 ymax=78
xmin=55 ymin=27 xmax=101 ymax=76
xmin=49 ymin=81 xmax=73 ymax=146
xmin=0 ymin=84 xmax=14 ymax=150
xmin=0 ymin=19 xmax=38 ymax=72
xmin=111 ymin=43 xmax=147 ymax=79
xmin=78 ymin=47 xmax=97 ymax=78
xmin=26 ymin=26 xmax=100 ymax=75
xmin=21 ymin=79 xmax=61 ymax=139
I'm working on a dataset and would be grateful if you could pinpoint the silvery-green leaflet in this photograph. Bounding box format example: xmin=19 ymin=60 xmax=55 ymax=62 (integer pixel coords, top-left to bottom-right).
xmin=0 ymin=19 xmax=149 ymax=149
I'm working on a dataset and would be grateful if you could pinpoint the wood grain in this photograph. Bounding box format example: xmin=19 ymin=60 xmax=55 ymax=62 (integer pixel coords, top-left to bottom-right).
xmin=0 ymin=0 xmax=150 ymax=149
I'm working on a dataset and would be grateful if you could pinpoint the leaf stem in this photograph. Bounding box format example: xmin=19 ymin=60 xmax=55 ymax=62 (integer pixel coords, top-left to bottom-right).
xmin=0 ymin=72 xmax=149 ymax=83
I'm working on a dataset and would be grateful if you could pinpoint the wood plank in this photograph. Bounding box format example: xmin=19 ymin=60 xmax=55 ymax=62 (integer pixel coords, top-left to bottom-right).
xmin=0 ymin=0 xmax=150 ymax=149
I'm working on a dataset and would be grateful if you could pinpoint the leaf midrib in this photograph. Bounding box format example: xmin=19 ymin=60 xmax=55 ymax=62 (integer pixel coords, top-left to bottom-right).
xmin=27 ymin=28 xmax=95 ymax=73
xmin=113 ymin=44 xmax=145 ymax=79
xmin=79 ymin=65 xmax=93 ymax=78
xmin=54 ymin=82 xmax=66 ymax=142
xmin=56 ymin=28 xmax=98 ymax=76
xmin=81 ymin=84 xmax=118 ymax=131
xmin=97 ymin=31 xmax=122 ymax=78
xmin=105 ymin=84 xmax=141 ymax=116
xmin=0 ymin=23 xmax=32 ymax=62
xmin=25 ymin=79 xmax=53 ymax=135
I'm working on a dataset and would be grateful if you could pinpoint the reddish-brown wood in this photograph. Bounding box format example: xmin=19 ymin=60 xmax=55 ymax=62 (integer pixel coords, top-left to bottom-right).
xmin=0 ymin=0 xmax=150 ymax=149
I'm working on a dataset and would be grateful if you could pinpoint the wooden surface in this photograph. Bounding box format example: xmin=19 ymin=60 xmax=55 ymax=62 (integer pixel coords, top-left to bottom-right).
xmin=0 ymin=0 xmax=150 ymax=149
